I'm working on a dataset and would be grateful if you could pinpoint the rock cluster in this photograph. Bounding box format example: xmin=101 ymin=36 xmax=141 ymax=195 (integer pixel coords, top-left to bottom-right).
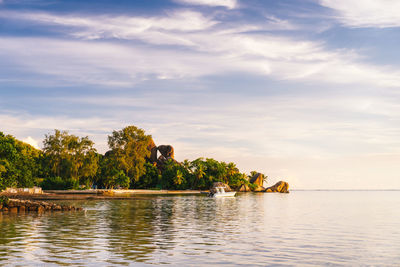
xmin=147 ymin=138 xmax=176 ymax=167
xmin=238 ymin=184 xmax=251 ymax=192
xmin=265 ymin=181 xmax=289 ymax=193
xmin=0 ymin=198 xmax=83 ymax=213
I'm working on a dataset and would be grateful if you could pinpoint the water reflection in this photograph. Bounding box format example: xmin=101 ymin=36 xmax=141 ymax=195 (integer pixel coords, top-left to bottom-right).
xmin=1 ymin=192 xmax=400 ymax=266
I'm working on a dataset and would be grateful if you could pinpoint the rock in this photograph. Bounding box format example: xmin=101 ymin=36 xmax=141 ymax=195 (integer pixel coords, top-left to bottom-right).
xmin=37 ymin=206 xmax=45 ymax=213
xmin=157 ymin=145 xmax=174 ymax=159
xmin=3 ymin=207 xmax=8 ymax=212
xmin=210 ymin=182 xmax=232 ymax=194
xmin=249 ymin=173 xmax=265 ymax=187
xmin=238 ymin=184 xmax=251 ymax=192
xmin=147 ymin=138 xmax=158 ymax=163
xmin=19 ymin=206 xmax=26 ymax=213
xmin=264 ymin=181 xmax=289 ymax=193
xmin=253 ymin=185 xmax=265 ymax=192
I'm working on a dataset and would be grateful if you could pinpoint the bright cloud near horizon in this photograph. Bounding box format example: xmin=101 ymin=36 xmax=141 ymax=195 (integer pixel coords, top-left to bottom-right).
xmin=1 ymin=0 xmax=400 ymax=189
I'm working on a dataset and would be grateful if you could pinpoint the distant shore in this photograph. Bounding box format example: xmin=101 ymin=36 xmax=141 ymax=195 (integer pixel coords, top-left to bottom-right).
xmin=0 ymin=189 xmax=208 ymax=200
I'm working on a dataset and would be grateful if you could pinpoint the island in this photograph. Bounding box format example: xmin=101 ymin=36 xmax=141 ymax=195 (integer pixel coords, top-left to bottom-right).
xmin=0 ymin=125 xmax=289 ymax=204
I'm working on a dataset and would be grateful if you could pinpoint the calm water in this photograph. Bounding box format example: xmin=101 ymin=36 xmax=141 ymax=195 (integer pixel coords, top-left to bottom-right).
xmin=1 ymin=191 xmax=400 ymax=266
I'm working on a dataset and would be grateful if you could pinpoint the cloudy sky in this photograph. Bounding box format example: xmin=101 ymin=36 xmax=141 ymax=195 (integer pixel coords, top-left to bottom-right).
xmin=1 ymin=0 xmax=400 ymax=189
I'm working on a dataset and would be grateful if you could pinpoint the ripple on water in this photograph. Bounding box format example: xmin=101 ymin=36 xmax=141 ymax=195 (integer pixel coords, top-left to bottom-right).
xmin=1 ymin=192 xmax=400 ymax=266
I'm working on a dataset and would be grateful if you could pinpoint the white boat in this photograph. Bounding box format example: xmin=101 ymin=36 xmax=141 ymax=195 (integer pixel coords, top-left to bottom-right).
xmin=211 ymin=187 xmax=236 ymax=198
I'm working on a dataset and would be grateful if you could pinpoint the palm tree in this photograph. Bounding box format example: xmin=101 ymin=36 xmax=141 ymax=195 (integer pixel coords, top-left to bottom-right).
xmin=193 ymin=164 xmax=205 ymax=189
xmin=174 ymin=169 xmax=184 ymax=186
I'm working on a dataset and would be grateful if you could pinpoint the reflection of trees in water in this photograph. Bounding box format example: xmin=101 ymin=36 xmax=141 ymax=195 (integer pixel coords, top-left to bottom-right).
xmin=104 ymin=198 xmax=188 ymax=264
xmin=152 ymin=198 xmax=177 ymax=251
xmin=0 ymin=213 xmax=25 ymax=261
xmin=0 ymin=196 xmax=250 ymax=265
xmin=105 ymin=199 xmax=159 ymax=263
xmin=38 ymin=206 xmax=104 ymax=265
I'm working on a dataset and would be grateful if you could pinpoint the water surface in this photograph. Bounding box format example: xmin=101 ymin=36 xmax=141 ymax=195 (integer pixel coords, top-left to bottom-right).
xmin=1 ymin=191 xmax=400 ymax=266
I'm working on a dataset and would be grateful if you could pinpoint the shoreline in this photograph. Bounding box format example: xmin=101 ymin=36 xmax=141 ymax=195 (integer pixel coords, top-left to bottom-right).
xmin=0 ymin=189 xmax=209 ymax=200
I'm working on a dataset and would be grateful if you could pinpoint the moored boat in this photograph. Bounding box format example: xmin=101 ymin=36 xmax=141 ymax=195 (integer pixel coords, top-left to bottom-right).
xmin=210 ymin=187 xmax=236 ymax=198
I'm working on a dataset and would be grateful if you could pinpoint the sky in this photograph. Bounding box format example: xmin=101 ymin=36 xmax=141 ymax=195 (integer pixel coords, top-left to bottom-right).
xmin=1 ymin=0 xmax=400 ymax=189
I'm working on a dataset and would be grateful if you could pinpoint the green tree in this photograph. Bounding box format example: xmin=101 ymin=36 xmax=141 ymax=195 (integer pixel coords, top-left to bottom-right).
xmin=107 ymin=126 xmax=152 ymax=184
xmin=191 ymin=159 xmax=205 ymax=189
xmin=160 ymin=159 xmax=189 ymax=190
xmin=42 ymin=130 xmax=98 ymax=187
xmin=0 ymin=132 xmax=41 ymax=190
xmin=135 ymin=162 xmax=160 ymax=189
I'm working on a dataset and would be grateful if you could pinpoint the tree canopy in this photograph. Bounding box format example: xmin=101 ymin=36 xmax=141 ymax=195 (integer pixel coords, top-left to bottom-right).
xmin=42 ymin=130 xmax=98 ymax=187
xmin=0 ymin=132 xmax=41 ymax=190
xmin=107 ymin=126 xmax=152 ymax=184
xmin=0 ymin=126 xmax=268 ymax=191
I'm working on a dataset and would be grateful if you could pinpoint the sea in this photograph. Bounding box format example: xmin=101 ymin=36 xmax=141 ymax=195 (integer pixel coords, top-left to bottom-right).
xmin=1 ymin=191 xmax=399 ymax=266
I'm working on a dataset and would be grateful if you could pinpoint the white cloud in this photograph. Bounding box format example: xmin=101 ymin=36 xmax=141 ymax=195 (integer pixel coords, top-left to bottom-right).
xmin=0 ymin=10 xmax=217 ymax=39
xmin=22 ymin=136 xmax=40 ymax=149
xmin=1 ymin=33 xmax=400 ymax=89
xmin=320 ymin=0 xmax=400 ymax=28
xmin=174 ymin=0 xmax=237 ymax=9
xmin=1 ymin=10 xmax=400 ymax=88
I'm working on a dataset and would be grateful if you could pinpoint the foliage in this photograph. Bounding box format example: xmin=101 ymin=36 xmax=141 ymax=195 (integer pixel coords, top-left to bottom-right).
xmin=0 ymin=195 xmax=9 ymax=205
xmin=228 ymin=172 xmax=249 ymax=190
xmin=0 ymin=126 xmax=268 ymax=191
xmin=107 ymin=126 xmax=152 ymax=183
xmin=248 ymin=183 xmax=258 ymax=191
xmin=40 ymin=176 xmax=78 ymax=190
xmin=160 ymin=159 xmax=190 ymax=190
xmin=134 ymin=162 xmax=160 ymax=189
xmin=42 ymin=130 xmax=98 ymax=185
xmin=0 ymin=132 xmax=42 ymax=190
xmin=96 ymin=154 xmax=127 ymax=189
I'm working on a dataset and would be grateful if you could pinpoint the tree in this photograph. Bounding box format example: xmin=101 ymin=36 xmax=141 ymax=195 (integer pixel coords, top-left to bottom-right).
xmin=107 ymin=126 xmax=152 ymax=184
xmin=160 ymin=159 xmax=189 ymax=190
xmin=0 ymin=132 xmax=41 ymax=190
xmin=134 ymin=162 xmax=160 ymax=189
xmin=191 ymin=159 xmax=205 ymax=189
xmin=42 ymin=130 xmax=98 ymax=186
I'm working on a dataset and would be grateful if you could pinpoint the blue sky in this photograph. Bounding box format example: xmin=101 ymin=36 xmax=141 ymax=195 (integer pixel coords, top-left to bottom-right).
xmin=1 ymin=0 xmax=400 ymax=189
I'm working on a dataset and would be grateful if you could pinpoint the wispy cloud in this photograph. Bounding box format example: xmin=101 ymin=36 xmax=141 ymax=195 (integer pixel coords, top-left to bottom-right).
xmin=173 ymin=0 xmax=237 ymax=9
xmin=320 ymin=0 xmax=400 ymax=28
xmin=1 ymin=9 xmax=400 ymax=88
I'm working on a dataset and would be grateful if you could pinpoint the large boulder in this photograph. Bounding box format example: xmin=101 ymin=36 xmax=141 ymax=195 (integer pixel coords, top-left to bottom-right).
xmin=250 ymin=173 xmax=264 ymax=187
xmin=147 ymin=138 xmax=158 ymax=163
xmin=253 ymin=185 xmax=265 ymax=192
xmin=265 ymin=181 xmax=289 ymax=193
xmin=157 ymin=145 xmax=174 ymax=159
xmin=210 ymin=182 xmax=232 ymax=194
xmin=238 ymin=184 xmax=251 ymax=192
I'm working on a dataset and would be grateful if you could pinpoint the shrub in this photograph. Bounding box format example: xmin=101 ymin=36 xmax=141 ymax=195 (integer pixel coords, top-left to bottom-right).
xmin=248 ymin=183 xmax=258 ymax=191
xmin=40 ymin=177 xmax=79 ymax=190
xmin=0 ymin=195 xmax=9 ymax=205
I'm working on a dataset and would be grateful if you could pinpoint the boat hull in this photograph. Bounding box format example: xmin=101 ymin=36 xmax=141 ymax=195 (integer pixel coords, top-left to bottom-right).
xmin=212 ymin=192 xmax=236 ymax=198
